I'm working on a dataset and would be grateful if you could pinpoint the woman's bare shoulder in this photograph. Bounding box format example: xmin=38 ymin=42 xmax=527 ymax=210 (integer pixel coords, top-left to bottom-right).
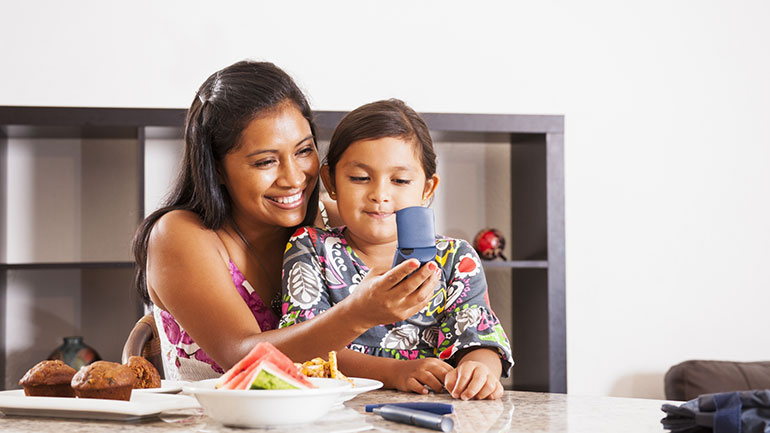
xmin=147 ymin=210 xmax=230 ymax=308
xmin=152 ymin=210 xmax=210 ymax=240
xmin=148 ymin=210 xmax=226 ymax=259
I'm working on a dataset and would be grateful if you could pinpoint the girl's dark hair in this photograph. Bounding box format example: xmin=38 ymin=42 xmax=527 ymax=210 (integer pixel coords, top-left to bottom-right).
xmin=325 ymin=99 xmax=436 ymax=180
xmin=133 ymin=60 xmax=319 ymax=305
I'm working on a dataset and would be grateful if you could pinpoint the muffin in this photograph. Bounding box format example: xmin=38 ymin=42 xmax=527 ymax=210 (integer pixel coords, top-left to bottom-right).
xmin=19 ymin=360 xmax=77 ymax=397
xmin=126 ymin=356 xmax=161 ymax=389
xmin=71 ymin=361 xmax=136 ymax=400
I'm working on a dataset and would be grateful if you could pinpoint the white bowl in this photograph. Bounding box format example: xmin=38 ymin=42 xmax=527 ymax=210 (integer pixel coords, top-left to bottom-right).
xmin=183 ymin=377 xmax=352 ymax=428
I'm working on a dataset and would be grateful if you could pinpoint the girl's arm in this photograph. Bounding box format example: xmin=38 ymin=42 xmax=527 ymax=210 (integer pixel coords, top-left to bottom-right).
xmin=444 ymin=347 xmax=504 ymax=400
xmin=337 ymin=349 xmax=453 ymax=395
xmin=435 ymin=239 xmax=514 ymax=399
xmin=457 ymin=347 xmax=502 ymax=377
xmin=148 ymin=211 xmax=439 ymax=370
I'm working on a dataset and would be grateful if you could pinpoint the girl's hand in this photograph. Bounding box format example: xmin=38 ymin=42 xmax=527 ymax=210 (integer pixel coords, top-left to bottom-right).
xmin=390 ymin=358 xmax=455 ymax=394
xmin=444 ymin=360 xmax=504 ymax=400
xmin=345 ymin=259 xmax=441 ymax=328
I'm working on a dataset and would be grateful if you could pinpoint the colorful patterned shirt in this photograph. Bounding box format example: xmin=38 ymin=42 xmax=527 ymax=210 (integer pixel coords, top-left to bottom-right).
xmin=154 ymin=259 xmax=279 ymax=381
xmin=280 ymin=226 xmax=513 ymax=377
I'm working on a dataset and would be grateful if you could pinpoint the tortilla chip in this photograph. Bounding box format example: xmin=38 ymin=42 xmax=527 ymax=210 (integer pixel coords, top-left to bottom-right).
xmin=298 ymin=351 xmax=351 ymax=384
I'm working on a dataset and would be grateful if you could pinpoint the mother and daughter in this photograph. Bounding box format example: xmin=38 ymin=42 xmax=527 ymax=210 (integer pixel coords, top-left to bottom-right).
xmin=133 ymin=60 xmax=512 ymax=400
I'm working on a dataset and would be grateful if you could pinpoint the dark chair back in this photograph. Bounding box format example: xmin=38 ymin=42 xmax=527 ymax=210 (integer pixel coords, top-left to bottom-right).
xmin=122 ymin=313 xmax=164 ymax=379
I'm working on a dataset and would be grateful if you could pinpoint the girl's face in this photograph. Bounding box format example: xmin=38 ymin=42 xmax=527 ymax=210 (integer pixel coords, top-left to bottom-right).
xmin=322 ymin=136 xmax=439 ymax=248
xmin=220 ymin=101 xmax=319 ymax=231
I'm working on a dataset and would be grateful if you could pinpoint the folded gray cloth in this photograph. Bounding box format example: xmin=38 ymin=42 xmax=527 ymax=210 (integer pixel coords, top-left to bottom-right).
xmin=661 ymin=389 xmax=770 ymax=433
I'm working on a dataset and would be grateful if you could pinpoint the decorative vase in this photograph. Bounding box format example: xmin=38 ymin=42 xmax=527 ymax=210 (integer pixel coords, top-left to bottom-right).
xmin=47 ymin=336 xmax=101 ymax=370
xmin=473 ymin=228 xmax=508 ymax=261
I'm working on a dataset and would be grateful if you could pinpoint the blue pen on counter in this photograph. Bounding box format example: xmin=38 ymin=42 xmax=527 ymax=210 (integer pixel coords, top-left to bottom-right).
xmin=365 ymin=402 xmax=454 ymax=415
xmin=372 ymin=404 xmax=454 ymax=432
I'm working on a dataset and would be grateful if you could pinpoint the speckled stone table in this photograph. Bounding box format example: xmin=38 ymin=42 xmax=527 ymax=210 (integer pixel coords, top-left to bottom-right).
xmin=0 ymin=389 xmax=675 ymax=432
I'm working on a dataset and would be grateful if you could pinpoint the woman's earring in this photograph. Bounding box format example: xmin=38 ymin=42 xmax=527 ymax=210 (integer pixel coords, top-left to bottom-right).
xmin=329 ymin=191 xmax=336 ymax=200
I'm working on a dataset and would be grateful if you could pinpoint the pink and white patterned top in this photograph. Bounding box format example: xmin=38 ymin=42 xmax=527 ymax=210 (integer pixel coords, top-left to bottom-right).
xmin=153 ymin=259 xmax=279 ymax=381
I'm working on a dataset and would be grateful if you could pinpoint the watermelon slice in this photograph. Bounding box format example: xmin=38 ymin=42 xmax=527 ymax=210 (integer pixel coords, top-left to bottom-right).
xmin=245 ymin=360 xmax=313 ymax=390
xmin=215 ymin=342 xmax=314 ymax=390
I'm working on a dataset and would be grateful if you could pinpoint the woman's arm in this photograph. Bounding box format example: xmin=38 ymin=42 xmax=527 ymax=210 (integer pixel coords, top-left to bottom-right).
xmin=148 ymin=211 xmax=439 ymax=370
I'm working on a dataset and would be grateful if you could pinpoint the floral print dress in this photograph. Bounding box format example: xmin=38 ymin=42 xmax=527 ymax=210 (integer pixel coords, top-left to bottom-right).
xmin=154 ymin=259 xmax=279 ymax=381
xmin=280 ymin=226 xmax=514 ymax=376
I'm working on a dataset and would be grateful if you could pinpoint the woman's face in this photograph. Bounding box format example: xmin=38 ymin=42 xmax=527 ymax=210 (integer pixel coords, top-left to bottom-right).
xmin=220 ymin=101 xmax=319 ymax=230
xmin=323 ymin=136 xmax=438 ymax=248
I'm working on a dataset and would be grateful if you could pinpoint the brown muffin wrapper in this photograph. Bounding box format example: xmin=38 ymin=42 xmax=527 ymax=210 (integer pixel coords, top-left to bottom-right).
xmin=22 ymin=384 xmax=75 ymax=398
xmin=74 ymin=386 xmax=132 ymax=401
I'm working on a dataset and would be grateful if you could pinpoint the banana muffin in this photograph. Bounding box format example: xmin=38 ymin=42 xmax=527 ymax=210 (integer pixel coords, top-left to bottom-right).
xmin=71 ymin=361 xmax=136 ymax=400
xmin=19 ymin=360 xmax=77 ymax=397
xmin=126 ymin=356 xmax=161 ymax=389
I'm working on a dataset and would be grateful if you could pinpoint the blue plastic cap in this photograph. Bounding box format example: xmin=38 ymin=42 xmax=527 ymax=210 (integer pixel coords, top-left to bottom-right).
xmin=395 ymin=206 xmax=435 ymax=248
xmin=392 ymin=206 xmax=436 ymax=267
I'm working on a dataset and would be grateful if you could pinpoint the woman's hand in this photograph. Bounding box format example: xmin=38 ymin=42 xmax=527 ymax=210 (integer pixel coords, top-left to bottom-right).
xmin=390 ymin=358 xmax=455 ymax=394
xmin=345 ymin=259 xmax=441 ymax=328
xmin=444 ymin=359 xmax=504 ymax=400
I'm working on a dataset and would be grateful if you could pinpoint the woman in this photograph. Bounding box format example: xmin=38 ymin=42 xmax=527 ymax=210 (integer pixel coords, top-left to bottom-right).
xmin=133 ymin=61 xmax=440 ymax=381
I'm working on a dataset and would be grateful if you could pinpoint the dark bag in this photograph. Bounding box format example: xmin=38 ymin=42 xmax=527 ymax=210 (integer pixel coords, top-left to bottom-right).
xmin=661 ymin=389 xmax=770 ymax=433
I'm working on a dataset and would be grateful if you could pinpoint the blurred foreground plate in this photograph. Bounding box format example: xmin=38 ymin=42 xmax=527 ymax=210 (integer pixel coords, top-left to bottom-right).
xmin=0 ymin=390 xmax=199 ymax=421
xmin=133 ymin=380 xmax=189 ymax=395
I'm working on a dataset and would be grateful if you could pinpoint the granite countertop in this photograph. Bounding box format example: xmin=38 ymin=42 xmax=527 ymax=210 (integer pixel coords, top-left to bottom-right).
xmin=0 ymin=389 xmax=673 ymax=432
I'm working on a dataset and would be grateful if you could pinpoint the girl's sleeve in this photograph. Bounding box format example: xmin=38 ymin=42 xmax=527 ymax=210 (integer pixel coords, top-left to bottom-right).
xmin=279 ymin=227 xmax=332 ymax=328
xmin=436 ymin=239 xmax=514 ymax=377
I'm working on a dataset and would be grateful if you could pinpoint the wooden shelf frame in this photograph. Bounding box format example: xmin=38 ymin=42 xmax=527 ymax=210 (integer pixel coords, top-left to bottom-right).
xmin=0 ymin=106 xmax=565 ymax=393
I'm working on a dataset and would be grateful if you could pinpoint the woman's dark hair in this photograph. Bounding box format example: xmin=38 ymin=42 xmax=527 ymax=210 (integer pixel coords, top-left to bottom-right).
xmin=325 ymin=99 xmax=436 ymax=180
xmin=133 ymin=60 xmax=319 ymax=305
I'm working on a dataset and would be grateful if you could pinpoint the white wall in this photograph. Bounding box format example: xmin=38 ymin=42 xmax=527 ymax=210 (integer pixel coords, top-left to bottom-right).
xmin=3 ymin=0 xmax=769 ymax=398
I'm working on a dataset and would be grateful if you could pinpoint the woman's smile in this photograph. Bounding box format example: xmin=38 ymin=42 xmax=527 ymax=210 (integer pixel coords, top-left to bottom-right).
xmin=266 ymin=190 xmax=305 ymax=209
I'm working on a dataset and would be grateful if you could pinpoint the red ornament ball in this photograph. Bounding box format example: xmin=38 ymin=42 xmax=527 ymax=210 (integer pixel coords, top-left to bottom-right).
xmin=473 ymin=228 xmax=507 ymax=261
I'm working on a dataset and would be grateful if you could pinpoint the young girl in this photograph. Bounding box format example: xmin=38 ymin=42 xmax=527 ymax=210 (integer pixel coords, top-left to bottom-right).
xmin=280 ymin=99 xmax=513 ymax=400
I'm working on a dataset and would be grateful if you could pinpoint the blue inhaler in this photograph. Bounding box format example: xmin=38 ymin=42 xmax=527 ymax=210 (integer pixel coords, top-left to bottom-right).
xmin=392 ymin=206 xmax=437 ymax=268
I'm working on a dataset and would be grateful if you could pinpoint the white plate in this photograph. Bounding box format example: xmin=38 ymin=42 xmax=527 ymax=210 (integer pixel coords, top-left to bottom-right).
xmin=184 ymin=377 xmax=351 ymax=428
xmin=337 ymin=377 xmax=383 ymax=404
xmin=132 ymin=380 xmax=189 ymax=394
xmin=0 ymin=389 xmax=200 ymax=421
